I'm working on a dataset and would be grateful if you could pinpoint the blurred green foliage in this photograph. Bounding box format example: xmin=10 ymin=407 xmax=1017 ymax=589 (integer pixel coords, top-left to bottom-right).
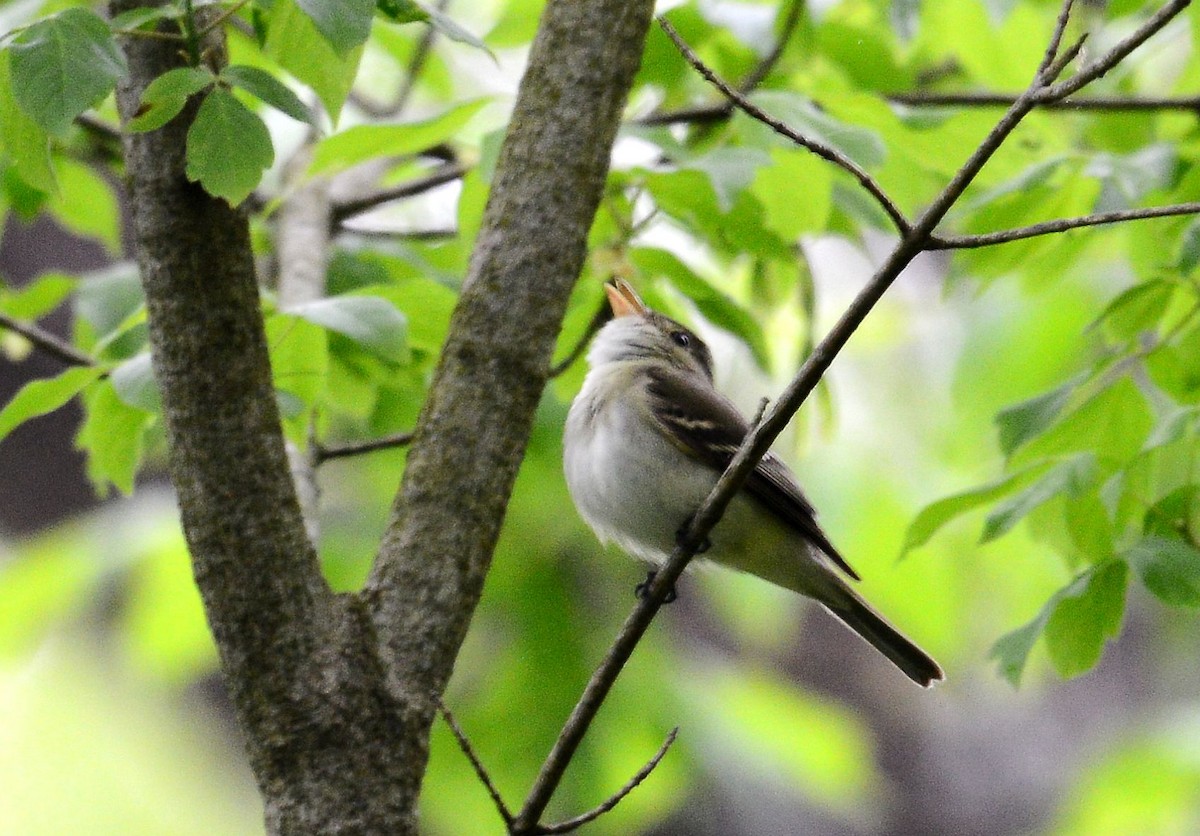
xmin=3 ymin=0 xmax=1200 ymax=833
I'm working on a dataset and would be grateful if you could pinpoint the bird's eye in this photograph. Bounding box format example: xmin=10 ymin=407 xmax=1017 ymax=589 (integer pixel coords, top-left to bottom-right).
xmin=670 ymin=331 xmax=691 ymax=348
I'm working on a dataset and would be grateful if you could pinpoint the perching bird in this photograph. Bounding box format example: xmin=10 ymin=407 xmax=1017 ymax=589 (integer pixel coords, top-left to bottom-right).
xmin=563 ymin=279 xmax=944 ymax=687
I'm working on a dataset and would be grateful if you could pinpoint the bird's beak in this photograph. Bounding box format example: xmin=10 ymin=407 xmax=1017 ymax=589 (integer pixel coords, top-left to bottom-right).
xmin=605 ymin=279 xmax=648 ymax=318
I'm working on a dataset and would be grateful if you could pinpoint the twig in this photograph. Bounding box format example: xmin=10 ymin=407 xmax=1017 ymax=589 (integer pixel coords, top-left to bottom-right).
xmin=313 ymin=430 xmax=416 ymax=464
xmin=1037 ymin=0 xmax=1076 ymax=77
xmin=655 ymin=17 xmax=913 ymax=238
xmin=533 ymin=728 xmax=679 ymax=835
xmin=637 ymin=0 xmax=801 ymax=127
xmin=930 ymin=202 xmax=1200 ymax=249
xmin=0 ymin=313 xmax=96 ymax=368
xmin=549 ymin=301 xmax=611 ymax=378
xmin=331 ymin=162 xmax=469 ymax=226
xmin=510 ymin=1 xmax=1193 ymax=829
xmin=438 ymin=698 xmax=514 ymax=828
xmin=351 ymin=0 xmax=451 ymax=118
xmin=198 ymin=0 xmax=251 ymax=39
xmin=887 ymin=91 xmax=1200 ymax=113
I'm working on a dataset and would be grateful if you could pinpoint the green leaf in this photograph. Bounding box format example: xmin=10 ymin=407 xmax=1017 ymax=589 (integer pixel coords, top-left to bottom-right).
xmin=110 ymin=353 xmax=160 ymax=413
xmin=221 ymin=65 xmax=312 ymax=125
xmin=74 ymin=266 xmax=145 ymax=345
xmin=1127 ymin=537 xmax=1200 ymax=608
xmin=8 ymin=8 xmax=127 ymax=135
xmin=0 ymin=366 xmax=103 ymax=443
xmin=901 ymin=464 xmax=1050 ymax=555
xmin=46 ymin=158 xmax=121 ymax=252
xmin=377 ymin=0 xmax=427 ymax=24
xmin=0 ymin=51 xmax=53 ymax=193
xmin=264 ymin=0 xmax=364 ymax=122
xmin=1012 ymin=377 xmax=1154 ymax=471
xmin=127 ymin=67 xmax=215 ymax=133
xmin=982 ymin=455 xmax=1098 ymax=543
xmin=1175 ymin=217 xmax=1200 ymax=274
xmin=185 ymin=88 xmax=274 ymax=206
xmin=990 ymin=561 xmax=1127 ymax=685
xmin=1084 ymin=143 xmax=1175 ymax=213
xmin=995 ymin=375 xmax=1083 ymax=457
xmin=297 ymin=0 xmax=376 ymax=54
xmin=287 ymin=295 xmax=408 ymax=361
xmin=751 ymin=148 xmax=833 ymax=239
xmin=741 ymin=91 xmax=887 ymax=169
xmin=0 ymin=272 xmax=76 ymax=320
xmin=76 ymin=380 xmax=152 ymax=495
xmin=1043 ymin=560 xmax=1127 ymax=678
xmin=1146 ymin=321 xmax=1200 ymax=404
xmin=1092 ymin=280 xmax=1179 ymax=343
xmin=682 ymin=148 xmax=771 ymax=213
xmin=416 ymin=0 xmax=495 ymax=57
xmin=308 ymin=98 xmax=487 ymax=175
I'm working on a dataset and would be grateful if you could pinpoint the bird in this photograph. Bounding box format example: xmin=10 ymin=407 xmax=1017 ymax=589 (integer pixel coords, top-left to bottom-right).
xmin=562 ymin=278 xmax=944 ymax=687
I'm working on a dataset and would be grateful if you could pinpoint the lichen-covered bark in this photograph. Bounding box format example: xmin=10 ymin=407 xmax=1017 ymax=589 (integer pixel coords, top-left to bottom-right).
xmin=364 ymin=0 xmax=656 ymax=716
xmin=111 ymin=0 xmax=654 ymax=829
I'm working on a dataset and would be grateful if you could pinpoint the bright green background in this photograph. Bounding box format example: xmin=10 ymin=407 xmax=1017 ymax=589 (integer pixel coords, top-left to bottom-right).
xmin=3 ymin=0 xmax=1200 ymax=833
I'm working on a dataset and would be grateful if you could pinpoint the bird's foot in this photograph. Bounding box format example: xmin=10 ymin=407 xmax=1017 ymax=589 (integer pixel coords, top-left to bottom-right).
xmin=675 ymin=517 xmax=711 ymax=554
xmin=635 ymin=570 xmax=677 ymax=604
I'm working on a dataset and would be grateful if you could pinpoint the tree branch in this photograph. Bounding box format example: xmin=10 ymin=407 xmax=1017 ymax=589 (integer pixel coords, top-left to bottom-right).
xmin=313 ymin=430 xmax=415 ymax=464
xmin=888 ymin=91 xmax=1200 ymax=113
xmin=656 ymin=18 xmax=913 ymax=238
xmin=534 ymin=727 xmax=679 ymax=835
xmin=930 ymin=202 xmax=1200 ymax=249
xmin=111 ymin=2 xmax=424 ymax=832
xmin=360 ymin=0 xmax=658 ymax=823
xmin=512 ymin=0 xmax=1192 ymax=828
xmin=331 ymin=161 xmax=469 ymax=226
xmin=0 ymin=313 xmax=96 ymax=368
xmin=438 ymin=699 xmax=514 ymax=828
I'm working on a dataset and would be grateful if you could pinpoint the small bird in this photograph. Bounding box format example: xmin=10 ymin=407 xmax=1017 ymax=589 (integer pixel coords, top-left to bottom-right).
xmin=563 ymin=279 xmax=944 ymax=687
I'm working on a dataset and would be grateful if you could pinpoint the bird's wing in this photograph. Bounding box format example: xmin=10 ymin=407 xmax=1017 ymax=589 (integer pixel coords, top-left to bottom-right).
xmin=644 ymin=368 xmax=859 ymax=581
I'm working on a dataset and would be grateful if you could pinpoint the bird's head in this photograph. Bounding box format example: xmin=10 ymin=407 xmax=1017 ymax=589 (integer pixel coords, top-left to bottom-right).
xmin=587 ymin=279 xmax=714 ymax=381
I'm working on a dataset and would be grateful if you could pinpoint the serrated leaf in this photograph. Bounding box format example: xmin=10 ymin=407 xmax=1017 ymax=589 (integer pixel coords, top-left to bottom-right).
xmin=0 ymin=51 xmax=53 ymax=193
xmin=110 ymin=353 xmax=160 ymax=413
xmin=287 ymin=295 xmax=408 ymax=361
xmin=1044 ymin=560 xmax=1127 ymax=678
xmin=0 ymin=366 xmax=103 ymax=443
xmin=297 ymin=0 xmax=375 ymax=54
xmin=221 ymin=65 xmax=312 ymax=125
xmin=128 ymin=67 xmax=215 ymax=133
xmin=308 ymin=98 xmax=487 ymax=175
xmin=185 ymin=88 xmax=274 ymax=206
xmin=995 ymin=375 xmax=1082 ymax=457
xmin=982 ymin=455 xmax=1098 ymax=543
xmin=1127 ymin=536 xmax=1200 ymax=608
xmin=76 ymin=380 xmax=152 ymax=495
xmin=9 ymin=8 xmax=127 ymax=135
xmin=0 ymin=273 xmax=76 ymax=320
xmin=900 ymin=465 xmax=1049 ymax=555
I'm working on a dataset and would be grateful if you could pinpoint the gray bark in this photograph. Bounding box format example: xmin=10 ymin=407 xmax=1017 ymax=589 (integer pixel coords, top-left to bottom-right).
xmin=110 ymin=0 xmax=654 ymax=830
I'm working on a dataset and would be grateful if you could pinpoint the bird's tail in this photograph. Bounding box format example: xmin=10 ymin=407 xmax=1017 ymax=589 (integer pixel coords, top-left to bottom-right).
xmin=824 ymin=593 xmax=944 ymax=687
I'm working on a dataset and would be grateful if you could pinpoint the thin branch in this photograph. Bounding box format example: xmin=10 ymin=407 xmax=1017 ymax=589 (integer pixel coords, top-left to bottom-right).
xmin=549 ymin=301 xmax=611 ymax=378
xmin=930 ymin=201 xmax=1200 ymax=249
xmin=655 ymin=17 xmax=913 ymax=238
xmin=331 ymin=162 xmax=469 ymax=226
xmin=1036 ymin=0 xmax=1076 ymax=77
xmin=438 ymin=698 xmax=514 ymax=828
xmin=887 ymin=91 xmax=1200 ymax=113
xmin=636 ymin=0 xmax=802 ymax=128
xmin=350 ymin=0 xmax=451 ymax=119
xmin=0 ymin=313 xmax=96 ymax=368
xmin=512 ymin=1 xmax=1193 ymax=829
xmin=1039 ymin=0 xmax=1190 ymax=101
xmin=313 ymin=430 xmax=415 ymax=465
xmin=533 ymin=728 xmax=679 ymax=835
xmin=198 ymin=0 xmax=250 ymax=39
